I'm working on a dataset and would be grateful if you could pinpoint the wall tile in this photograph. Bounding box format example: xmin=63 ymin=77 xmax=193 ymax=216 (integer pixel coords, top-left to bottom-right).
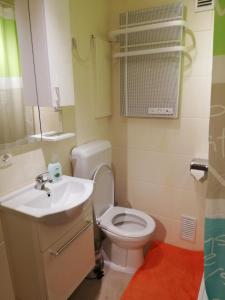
xmin=184 ymin=57 xmax=213 ymax=77
xmin=127 ymin=149 xmax=200 ymax=190
xmin=0 ymin=149 xmax=46 ymax=196
xmin=112 ymin=147 xmax=128 ymax=179
xmin=184 ymin=30 xmax=213 ymax=77
xmin=126 ymin=117 xmax=209 ymax=155
xmin=151 ymin=214 xmax=204 ymax=250
xmin=150 ymin=214 xmax=173 ymax=243
xmin=181 ymin=76 xmax=212 ymax=118
xmin=114 ymin=177 xmax=131 ymax=207
xmin=113 ymin=146 xmax=208 ymax=191
xmin=184 ymin=0 xmax=214 ymax=32
xmin=111 ymin=0 xmax=212 ymax=250
xmin=126 ymin=178 xmax=206 ymax=220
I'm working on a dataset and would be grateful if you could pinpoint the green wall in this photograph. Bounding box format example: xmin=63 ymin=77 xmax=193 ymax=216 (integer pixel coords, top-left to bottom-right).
xmin=214 ymin=0 xmax=225 ymax=56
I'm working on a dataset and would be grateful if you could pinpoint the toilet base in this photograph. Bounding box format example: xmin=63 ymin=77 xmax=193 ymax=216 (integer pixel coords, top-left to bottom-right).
xmin=102 ymin=238 xmax=144 ymax=274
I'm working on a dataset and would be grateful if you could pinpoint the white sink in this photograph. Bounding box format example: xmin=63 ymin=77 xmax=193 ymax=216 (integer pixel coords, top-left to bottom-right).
xmin=0 ymin=176 xmax=93 ymax=224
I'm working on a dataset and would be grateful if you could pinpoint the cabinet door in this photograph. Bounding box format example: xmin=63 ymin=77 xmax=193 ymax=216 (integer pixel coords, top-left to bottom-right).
xmin=38 ymin=201 xmax=93 ymax=252
xmin=14 ymin=0 xmax=38 ymax=106
xmin=0 ymin=219 xmax=3 ymax=243
xmin=0 ymin=242 xmax=15 ymax=300
xmin=29 ymin=0 xmax=75 ymax=107
xmin=43 ymin=222 xmax=95 ymax=300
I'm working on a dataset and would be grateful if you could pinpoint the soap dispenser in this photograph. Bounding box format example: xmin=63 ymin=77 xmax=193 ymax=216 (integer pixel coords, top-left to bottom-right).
xmin=48 ymin=154 xmax=62 ymax=183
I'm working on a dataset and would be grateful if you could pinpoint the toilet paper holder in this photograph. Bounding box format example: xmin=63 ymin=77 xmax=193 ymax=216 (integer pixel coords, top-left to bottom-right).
xmin=190 ymin=158 xmax=208 ymax=172
xmin=190 ymin=158 xmax=208 ymax=182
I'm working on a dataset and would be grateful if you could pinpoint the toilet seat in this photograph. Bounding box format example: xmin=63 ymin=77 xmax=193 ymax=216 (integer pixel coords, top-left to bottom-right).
xmin=92 ymin=164 xmax=114 ymax=219
xmin=92 ymin=164 xmax=155 ymax=239
xmin=97 ymin=206 xmax=155 ymax=239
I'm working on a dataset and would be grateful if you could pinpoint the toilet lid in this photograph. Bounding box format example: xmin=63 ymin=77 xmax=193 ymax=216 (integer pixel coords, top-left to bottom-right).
xmin=92 ymin=164 xmax=114 ymax=219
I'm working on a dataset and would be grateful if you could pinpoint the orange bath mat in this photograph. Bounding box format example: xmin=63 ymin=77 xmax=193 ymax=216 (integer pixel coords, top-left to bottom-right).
xmin=121 ymin=241 xmax=203 ymax=300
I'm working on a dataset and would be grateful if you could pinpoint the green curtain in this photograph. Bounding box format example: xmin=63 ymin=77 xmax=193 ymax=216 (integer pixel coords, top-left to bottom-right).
xmin=204 ymin=0 xmax=225 ymax=299
xmin=0 ymin=5 xmax=26 ymax=149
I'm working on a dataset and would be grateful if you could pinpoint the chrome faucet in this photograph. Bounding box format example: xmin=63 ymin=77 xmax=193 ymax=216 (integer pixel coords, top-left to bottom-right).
xmin=35 ymin=172 xmax=52 ymax=196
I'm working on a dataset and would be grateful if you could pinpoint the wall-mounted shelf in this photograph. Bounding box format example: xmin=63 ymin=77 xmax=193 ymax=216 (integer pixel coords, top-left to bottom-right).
xmin=31 ymin=131 xmax=75 ymax=142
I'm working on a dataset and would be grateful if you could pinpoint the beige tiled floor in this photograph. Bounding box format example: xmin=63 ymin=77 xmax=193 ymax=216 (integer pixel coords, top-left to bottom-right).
xmin=69 ymin=266 xmax=132 ymax=300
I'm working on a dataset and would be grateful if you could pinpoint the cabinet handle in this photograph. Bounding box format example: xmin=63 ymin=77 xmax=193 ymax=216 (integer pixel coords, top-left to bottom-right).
xmin=49 ymin=221 xmax=92 ymax=256
xmin=54 ymin=87 xmax=62 ymax=112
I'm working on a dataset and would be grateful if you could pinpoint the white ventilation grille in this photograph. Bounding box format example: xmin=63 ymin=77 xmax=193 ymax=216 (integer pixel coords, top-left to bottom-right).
xmin=181 ymin=215 xmax=197 ymax=242
xmin=195 ymin=0 xmax=214 ymax=12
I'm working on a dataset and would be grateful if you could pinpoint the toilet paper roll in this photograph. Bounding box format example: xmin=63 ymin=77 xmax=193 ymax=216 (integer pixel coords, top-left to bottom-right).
xmin=190 ymin=169 xmax=205 ymax=181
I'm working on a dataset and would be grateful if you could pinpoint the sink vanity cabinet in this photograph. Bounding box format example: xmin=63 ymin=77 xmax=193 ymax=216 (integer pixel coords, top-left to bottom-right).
xmin=0 ymin=218 xmax=15 ymax=299
xmin=1 ymin=200 xmax=95 ymax=300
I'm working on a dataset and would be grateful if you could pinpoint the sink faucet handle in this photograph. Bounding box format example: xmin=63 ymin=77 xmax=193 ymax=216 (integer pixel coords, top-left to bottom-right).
xmin=35 ymin=172 xmax=53 ymax=184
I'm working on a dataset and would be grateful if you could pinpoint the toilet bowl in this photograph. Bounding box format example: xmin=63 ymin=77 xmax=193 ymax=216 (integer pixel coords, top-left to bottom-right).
xmin=72 ymin=140 xmax=156 ymax=274
xmin=98 ymin=206 xmax=155 ymax=273
xmin=98 ymin=206 xmax=155 ymax=249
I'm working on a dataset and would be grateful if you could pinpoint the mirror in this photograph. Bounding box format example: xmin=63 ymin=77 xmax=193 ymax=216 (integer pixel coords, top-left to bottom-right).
xmin=35 ymin=106 xmax=76 ymax=140
xmin=0 ymin=0 xmax=76 ymax=148
xmin=0 ymin=0 xmax=40 ymax=151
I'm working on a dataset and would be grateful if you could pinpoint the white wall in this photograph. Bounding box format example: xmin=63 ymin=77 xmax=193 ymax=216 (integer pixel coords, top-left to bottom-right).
xmin=70 ymin=0 xmax=111 ymax=146
xmin=0 ymin=139 xmax=75 ymax=197
xmin=110 ymin=0 xmax=214 ymax=250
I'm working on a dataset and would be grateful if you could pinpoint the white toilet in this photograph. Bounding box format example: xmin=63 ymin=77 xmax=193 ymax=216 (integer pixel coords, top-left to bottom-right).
xmin=71 ymin=140 xmax=155 ymax=273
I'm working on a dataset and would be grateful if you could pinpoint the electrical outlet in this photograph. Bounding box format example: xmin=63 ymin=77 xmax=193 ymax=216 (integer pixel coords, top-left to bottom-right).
xmin=0 ymin=153 xmax=13 ymax=169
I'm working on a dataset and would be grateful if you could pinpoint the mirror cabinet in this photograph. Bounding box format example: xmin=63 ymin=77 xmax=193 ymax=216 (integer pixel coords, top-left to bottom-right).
xmin=0 ymin=0 xmax=75 ymax=151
